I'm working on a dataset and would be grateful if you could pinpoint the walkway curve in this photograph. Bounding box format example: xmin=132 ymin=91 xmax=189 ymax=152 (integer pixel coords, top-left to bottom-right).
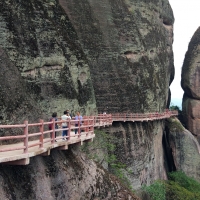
xmin=0 ymin=110 xmax=178 ymax=165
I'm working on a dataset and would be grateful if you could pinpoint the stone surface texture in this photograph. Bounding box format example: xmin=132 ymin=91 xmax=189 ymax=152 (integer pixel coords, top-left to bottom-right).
xmin=59 ymin=0 xmax=174 ymax=113
xmin=0 ymin=147 xmax=140 ymax=200
xmin=166 ymin=118 xmax=200 ymax=182
xmin=182 ymin=27 xmax=200 ymax=136
xmin=0 ymin=0 xmax=97 ymax=123
xmin=108 ymin=120 xmax=168 ymax=189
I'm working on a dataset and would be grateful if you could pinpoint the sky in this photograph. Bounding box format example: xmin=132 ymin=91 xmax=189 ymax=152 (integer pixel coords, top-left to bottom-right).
xmin=168 ymin=0 xmax=200 ymax=107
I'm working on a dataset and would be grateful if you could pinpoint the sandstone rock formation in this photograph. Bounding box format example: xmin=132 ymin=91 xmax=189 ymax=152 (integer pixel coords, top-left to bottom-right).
xmin=166 ymin=118 xmax=200 ymax=182
xmin=0 ymin=0 xmax=174 ymax=121
xmin=0 ymin=147 xmax=140 ymax=200
xmin=0 ymin=0 xmax=97 ymax=123
xmin=107 ymin=121 xmax=168 ymax=189
xmin=181 ymin=27 xmax=200 ymax=137
xmin=59 ymin=0 xmax=174 ymax=113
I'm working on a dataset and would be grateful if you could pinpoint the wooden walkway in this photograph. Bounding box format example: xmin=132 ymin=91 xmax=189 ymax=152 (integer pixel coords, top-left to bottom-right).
xmin=0 ymin=111 xmax=178 ymax=165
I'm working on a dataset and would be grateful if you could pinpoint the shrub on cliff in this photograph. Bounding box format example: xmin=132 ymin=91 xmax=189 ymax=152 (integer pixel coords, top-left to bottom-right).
xmin=141 ymin=171 xmax=200 ymax=200
xmin=168 ymin=171 xmax=200 ymax=197
xmin=142 ymin=180 xmax=165 ymax=200
xmin=81 ymin=130 xmax=133 ymax=190
xmin=166 ymin=117 xmax=184 ymax=132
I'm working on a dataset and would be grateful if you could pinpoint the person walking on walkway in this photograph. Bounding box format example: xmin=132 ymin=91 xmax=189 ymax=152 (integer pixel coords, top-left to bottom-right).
xmin=74 ymin=111 xmax=82 ymax=134
xmin=61 ymin=111 xmax=71 ymax=140
xmin=49 ymin=112 xmax=58 ymax=141
xmin=66 ymin=109 xmax=73 ymax=118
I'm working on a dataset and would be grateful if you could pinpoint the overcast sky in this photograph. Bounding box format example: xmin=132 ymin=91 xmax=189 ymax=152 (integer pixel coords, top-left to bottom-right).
xmin=168 ymin=0 xmax=200 ymax=100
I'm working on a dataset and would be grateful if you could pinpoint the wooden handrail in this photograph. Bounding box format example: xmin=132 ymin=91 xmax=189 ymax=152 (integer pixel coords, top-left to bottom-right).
xmin=0 ymin=111 xmax=178 ymax=165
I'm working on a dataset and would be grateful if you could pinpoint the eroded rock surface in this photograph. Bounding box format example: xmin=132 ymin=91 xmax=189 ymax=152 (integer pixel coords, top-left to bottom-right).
xmin=59 ymin=0 xmax=174 ymax=113
xmin=102 ymin=121 xmax=168 ymax=189
xmin=0 ymin=0 xmax=97 ymax=122
xmin=166 ymin=118 xmax=200 ymax=182
xmin=0 ymin=147 xmax=140 ymax=200
xmin=181 ymin=27 xmax=200 ymax=136
xmin=0 ymin=0 xmax=174 ymax=120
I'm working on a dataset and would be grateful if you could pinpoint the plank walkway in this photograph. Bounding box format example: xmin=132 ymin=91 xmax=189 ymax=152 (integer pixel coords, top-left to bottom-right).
xmin=0 ymin=111 xmax=178 ymax=165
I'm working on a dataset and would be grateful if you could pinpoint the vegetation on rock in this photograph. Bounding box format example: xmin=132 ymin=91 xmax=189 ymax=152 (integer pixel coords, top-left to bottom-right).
xmin=166 ymin=117 xmax=184 ymax=132
xmin=81 ymin=129 xmax=134 ymax=191
xmin=142 ymin=171 xmax=200 ymax=200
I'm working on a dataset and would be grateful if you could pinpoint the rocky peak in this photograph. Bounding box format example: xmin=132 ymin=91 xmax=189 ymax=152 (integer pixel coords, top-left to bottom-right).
xmin=181 ymin=27 xmax=200 ymax=137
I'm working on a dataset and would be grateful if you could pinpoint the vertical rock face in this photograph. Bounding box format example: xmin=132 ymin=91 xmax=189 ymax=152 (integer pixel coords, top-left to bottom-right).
xmin=181 ymin=27 xmax=200 ymax=136
xmin=0 ymin=0 xmax=174 ymax=117
xmin=59 ymin=0 xmax=174 ymax=113
xmin=0 ymin=0 xmax=97 ymax=122
xmin=108 ymin=121 xmax=168 ymax=189
xmin=57 ymin=0 xmax=175 ymax=188
xmin=0 ymin=148 xmax=140 ymax=200
xmin=166 ymin=118 xmax=200 ymax=182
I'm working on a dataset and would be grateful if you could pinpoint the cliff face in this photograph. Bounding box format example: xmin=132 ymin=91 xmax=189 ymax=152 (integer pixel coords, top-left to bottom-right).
xmin=165 ymin=118 xmax=200 ymax=182
xmin=59 ymin=0 xmax=174 ymax=113
xmin=0 ymin=0 xmax=176 ymax=198
xmin=180 ymin=27 xmax=200 ymax=181
xmin=0 ymin=0 xmax=174 ymax=121
xmin=181 ymin=27 xmax=200 ymax=137
xmin=0 ymin=147 xmax=140 ymax=200
xmin=0 ymin=0 xmax=97 ymax=123
xmin=108 ymin=121 xmax=167 ymax=189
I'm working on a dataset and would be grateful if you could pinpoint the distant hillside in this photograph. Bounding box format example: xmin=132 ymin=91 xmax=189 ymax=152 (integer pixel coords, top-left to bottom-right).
xmin=171 ymin=98 xmax=182 ymax=110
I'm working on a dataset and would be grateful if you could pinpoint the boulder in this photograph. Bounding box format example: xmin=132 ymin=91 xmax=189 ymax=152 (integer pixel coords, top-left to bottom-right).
xmin=166 ymin=118 xmax=200 ymax=182
xmin=182 ymin=27 xmax=200 ymax=136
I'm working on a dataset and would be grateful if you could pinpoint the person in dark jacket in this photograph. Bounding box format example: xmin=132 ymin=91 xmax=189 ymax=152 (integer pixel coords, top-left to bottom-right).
xmin=49 ymin=112 xmax=58 ymax=141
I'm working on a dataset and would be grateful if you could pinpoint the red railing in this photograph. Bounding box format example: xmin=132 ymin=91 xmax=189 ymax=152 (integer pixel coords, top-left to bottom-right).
xmin=0 ymin=117 xmax=98 ymax=153
xmin=112 ymin=110 xmax=178 ymax=122
xmin=0 ymin=111 xmax=178 ymax=165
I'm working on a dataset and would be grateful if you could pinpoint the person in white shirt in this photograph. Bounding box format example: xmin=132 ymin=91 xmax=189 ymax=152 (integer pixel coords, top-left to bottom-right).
xmin=61 ymin=111 xmax=71 ymax=140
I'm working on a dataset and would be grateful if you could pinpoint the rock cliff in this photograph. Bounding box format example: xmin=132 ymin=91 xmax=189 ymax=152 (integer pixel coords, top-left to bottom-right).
xmin=0 ymin=0 xmax=177 ymax=199
xmin=165 ymin=118 xmax=200 ymax=182
xmin=0 ymin=146 xmax=140 ymax=200
xmin=59 ymin=0 xmax=174 ymax=113
xmin=181 ymin=27 xmax=200 ymax=137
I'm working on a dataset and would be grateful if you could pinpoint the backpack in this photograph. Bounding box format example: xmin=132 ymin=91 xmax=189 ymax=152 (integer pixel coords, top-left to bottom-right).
xmin=48 ymin=118 xmax=53 ymax=130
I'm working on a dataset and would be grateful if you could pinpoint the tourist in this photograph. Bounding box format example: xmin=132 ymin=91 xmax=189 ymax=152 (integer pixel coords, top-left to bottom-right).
xmin=66 ymin=109 xmax=73 ymax=118
xmin=61 ymin=111 xmax=71 ymax=140
xmin=74 ymin=111 xmax=83 ymax=134
xmin=49 ymin=112 xmax=58 ymax=142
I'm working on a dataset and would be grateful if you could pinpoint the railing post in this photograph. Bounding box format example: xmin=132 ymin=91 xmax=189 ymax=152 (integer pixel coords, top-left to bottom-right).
xmin=78 ymin=119 xmax=81 ymax=137
xmin=39 ymin=119 xmax=44 ymax=148
xmin=51 ymin=119 xmax=55 ymax=144
xmin=93 ymin=116 xmax=95 ymax=127
xmin=87 ymin=117 xmax=89 ymax=135
xmin=92 ymin=117 xmax=95 ymax=134
xmin=68 ymin=119 xmax=71 ymax=141
xmin=24 ymin=120 xmax=28 ymax=153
